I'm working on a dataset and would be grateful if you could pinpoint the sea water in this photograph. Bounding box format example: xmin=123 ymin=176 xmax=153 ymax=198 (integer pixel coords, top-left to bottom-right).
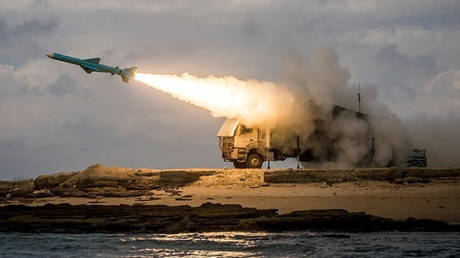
xmin=1 ymin=232 xmax=459 ymax=257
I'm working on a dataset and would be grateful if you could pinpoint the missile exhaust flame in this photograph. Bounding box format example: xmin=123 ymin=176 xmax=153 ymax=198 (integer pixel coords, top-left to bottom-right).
xmin=134 ymin=72 xmax=295 ymax=125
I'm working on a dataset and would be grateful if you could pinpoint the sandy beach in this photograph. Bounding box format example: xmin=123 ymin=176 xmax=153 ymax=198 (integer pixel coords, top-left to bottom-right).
xmin=2 ymin=165 xmax=459 ymax=223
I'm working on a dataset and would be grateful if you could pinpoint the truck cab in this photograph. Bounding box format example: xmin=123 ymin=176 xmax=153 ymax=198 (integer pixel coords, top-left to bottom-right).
xmin=217 ymin=119 xmax=269 ymax=168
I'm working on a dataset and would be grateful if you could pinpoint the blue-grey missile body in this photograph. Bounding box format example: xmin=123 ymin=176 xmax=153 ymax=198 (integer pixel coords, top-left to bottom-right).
xmin=47 ymin=52 xmax=137 ymax=83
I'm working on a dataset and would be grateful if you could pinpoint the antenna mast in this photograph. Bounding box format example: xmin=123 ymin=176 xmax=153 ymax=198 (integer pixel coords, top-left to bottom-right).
xmin=352 ymin=83 xmax=362 ymax=113
xmin=357 ymin=83 xmax=361 ymax=113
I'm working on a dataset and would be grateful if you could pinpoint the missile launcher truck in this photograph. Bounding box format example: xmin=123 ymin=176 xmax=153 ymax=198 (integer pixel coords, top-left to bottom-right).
xmin=217 ymin=105 xmax=374 ymax=169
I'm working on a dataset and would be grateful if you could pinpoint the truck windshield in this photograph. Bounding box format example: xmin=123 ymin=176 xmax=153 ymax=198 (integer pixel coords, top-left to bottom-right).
xmin=239 ymin=124 xmax=253 ymax=135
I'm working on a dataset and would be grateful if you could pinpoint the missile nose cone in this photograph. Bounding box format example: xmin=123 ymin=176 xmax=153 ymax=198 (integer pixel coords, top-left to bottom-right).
xmin=46 ymin=53 xmax=54 ymax=58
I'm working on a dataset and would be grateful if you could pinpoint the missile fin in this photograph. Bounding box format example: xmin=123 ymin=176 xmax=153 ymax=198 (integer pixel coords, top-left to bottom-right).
xmin=83 ymin=58 xmax=101 ymax=64
xmin=80 ymin=65 xmax=93 ymax=74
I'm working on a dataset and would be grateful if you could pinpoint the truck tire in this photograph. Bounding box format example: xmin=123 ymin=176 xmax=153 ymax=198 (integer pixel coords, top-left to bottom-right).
xmin=233 ymin=161 xmax=247 ymax=169
xmin=246 ymin=153 xmax=263 ymax=168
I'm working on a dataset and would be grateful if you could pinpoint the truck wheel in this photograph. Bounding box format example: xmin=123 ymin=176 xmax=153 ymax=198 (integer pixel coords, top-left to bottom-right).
xmin=246 ymin=153 xmax=263 ymax=168
xmin=233 ymin=161 xmax=247 ymax=169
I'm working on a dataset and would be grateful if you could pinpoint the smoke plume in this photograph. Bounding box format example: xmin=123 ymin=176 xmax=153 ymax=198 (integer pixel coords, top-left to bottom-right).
xmin=279 ymin=49 xmax=410 ymax=167
xmin=135 ymin=49 xmax=410 ymax=167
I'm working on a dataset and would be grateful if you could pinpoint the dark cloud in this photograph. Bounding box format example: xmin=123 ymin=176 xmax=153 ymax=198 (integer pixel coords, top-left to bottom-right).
xmin=0 ymin=18 xmax=57 ymax=44
xmin=0 ymin=17 xmax=58 ymax=65
xmin=13 ymin=18 xmax=57 ymax=36
xmin=388 ymin=1 xmax=460 ymax=30
xmin=373 ymin=44 xmax=437 ymax=96
xmin=295 ymin=0 xmax=460 ymax=33
xmin=46 ymin=74 xmax=81 ymax=96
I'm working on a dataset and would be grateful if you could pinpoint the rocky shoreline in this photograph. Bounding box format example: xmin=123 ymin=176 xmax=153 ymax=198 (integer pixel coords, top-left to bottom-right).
xmin=1 ymin=164 xmax=459 ymax=231
xmin=1 ymin=203 xmax=458 ymax=234
xmin=2 ymin=164 xmax=460 ymax=200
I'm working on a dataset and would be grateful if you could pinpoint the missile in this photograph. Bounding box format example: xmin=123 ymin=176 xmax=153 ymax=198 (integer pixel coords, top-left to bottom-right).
xmin=46 ymin=52 xmax=137 ymax=83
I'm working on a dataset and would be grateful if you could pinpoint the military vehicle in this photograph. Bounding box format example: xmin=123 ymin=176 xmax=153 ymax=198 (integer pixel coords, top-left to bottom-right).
xmin=217 ymin=105 xmax=373 ymax=168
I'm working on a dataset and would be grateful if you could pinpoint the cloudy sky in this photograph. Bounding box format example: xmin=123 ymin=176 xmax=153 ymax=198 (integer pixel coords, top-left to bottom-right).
xmin=1 ymin=0 xmax=460 ymax=179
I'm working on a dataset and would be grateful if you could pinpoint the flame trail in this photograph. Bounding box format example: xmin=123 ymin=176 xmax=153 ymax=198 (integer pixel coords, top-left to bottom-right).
xmin=135 ymin=72 xmax=295 ymax=125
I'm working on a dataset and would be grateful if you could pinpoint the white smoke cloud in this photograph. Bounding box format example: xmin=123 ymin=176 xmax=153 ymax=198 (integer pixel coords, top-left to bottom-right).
xmin=280 ymin=49 xmax=410 ymax=167
xmin=136 ymin=49 xmax=410 ymax=167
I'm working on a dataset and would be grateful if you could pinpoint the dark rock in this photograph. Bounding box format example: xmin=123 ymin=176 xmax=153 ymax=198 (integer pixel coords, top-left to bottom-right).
xmin=404 ymin=217 xmax=449 ymax=231
xmin=319 ymin=233 xmax=351 ymax=238
xmin=49 ymin=188 xmax=96 ymax=198
xmin=77 ymin=178 xmax=124 ymax=188
xmin=175 ymin=197 xmax=193 ymax=201
xmin=393 ymin=177 xmax=430 ymax=184
xmin=88 ymin=199 xmax=105 ymax=204
xmin=94 ymin=190 xmax=150 ymax=198
xmin=0 ymin=203 xmax=275 ymax=233
xmin=0 ymin=204 xmax=457 ymax=234
xmin=158 ymin=171 xmax=200 ymax=186
xmin=0 ymin=180 xmax=34 ymax=198
xmin=25 ymin=189 xmax=54 ymax=198
xmin=264 ymin=168 xmax=460 ymax=184
xmin=0 ymin=181 xmax=15 ymax=197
